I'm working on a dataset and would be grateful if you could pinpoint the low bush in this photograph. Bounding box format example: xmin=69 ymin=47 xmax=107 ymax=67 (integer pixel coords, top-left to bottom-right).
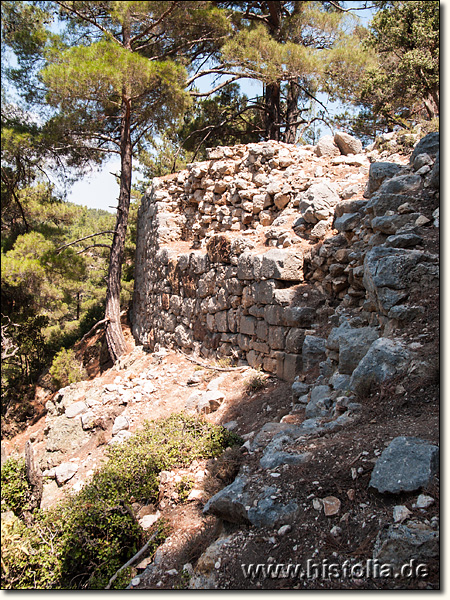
xmin=48 ymin=347 xmax=87 ymax=390
xmin=1 ymin=413 xmax=242 ymax=589
xmin=1 ymin=457 xmax=32 ymax=517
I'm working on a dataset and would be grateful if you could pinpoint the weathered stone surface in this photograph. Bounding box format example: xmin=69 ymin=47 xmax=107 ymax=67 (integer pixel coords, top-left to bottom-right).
xmin=283 ymin=306 xmax=315 ymax=327
xmin=366 ymin=162 xmax=402 ymax=196
xmin=54 ymin=462 xmax=78 ymax=486
xmin=334 ymin=212 xmax=360 ymax=232
xmin=203 ymin=474 xmax=298 ymax=527
xmin=302 ymin=336 xmax=326 ymax=372
xmin=239 ymin=315 xmax=256 ymax=336
xmin=44 ymin=416 xmax=90 ymax=465
xmin=365 ymin=193 xmax=416 ymax=217
xmin=299 ymin=182 xmax=340 ymax=222
xmin=373 ymin=523 xmax=439 ymax=569
xmin=385 ymin=233 xmax=423 ymax=249
xmin=285 ymin=329 xmax=305 ymax=354
xmin=369 ymin=436 xmax=439 ymax=493
xmin=291 ymin=380 xmax=310 ymax=399
xmin=315 ymin=135 xmax=340 ymax=157
xmin=371 ymin=213 xmax=420 ymax=235
xmin=64 ymin=401 xmax=88 ymax=419
xmin=112 ymin=415 xmax=129 ymax=435
xmin=260 ymin=450 xmax=312 ymax=470
xmin=305 ymin=395 xmax=332 ymax=419
xmin=377 ymin=174 xmax=422 ymax=196
xmin=282 ymin=353 xmax=303 ymax=382
xmin=261 ymin=249 xmax=303 ymax=281
xmin=197 ymin=391 xmax=225 ymax=414
xmin=338 ymin=327 xmax=380 ymax=375
xmin=350 ymin=338 xmax=410 ymax=396
xmin=363 ymin=247 xmax=437 ymax=314
xmin=410 ymin=132 xmax=439 ymax=164
xmin=334 ymin=131 xmax=362 ymax=156
xmin=429 ymin=151 xmax=439 ymax=189
xmin=175 ymin=324 xmax=194 ymax=348
xmin=81 ymin=411 xmax=97 ymax=430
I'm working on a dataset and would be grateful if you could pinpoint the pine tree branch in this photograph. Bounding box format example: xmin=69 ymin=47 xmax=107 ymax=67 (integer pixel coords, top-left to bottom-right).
xmin=130 ymin=2 xmax=178 ymax=47
xmin=75 ymin=244 xmax=111 ymax=255
xmin=190 ymin=76 xmax=244 ymax=97
xmin=186 ymin=68 xmax=243 ymax=88
xmin=56 ymin=231 xmax=115 ymax=254
xmin=54 ymin=1 xmax=123 ymax=46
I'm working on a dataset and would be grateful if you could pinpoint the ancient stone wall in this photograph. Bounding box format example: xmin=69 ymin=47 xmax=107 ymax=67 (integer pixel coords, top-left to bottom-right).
xmin=131 ymin=134 xmax=439 ymax=382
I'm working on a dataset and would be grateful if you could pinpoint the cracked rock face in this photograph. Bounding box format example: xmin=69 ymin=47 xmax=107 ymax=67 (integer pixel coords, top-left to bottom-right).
xmin=203 ymin=472 xmax=299 ymax=527
xmin=369 ymin=436 xmax=439 ymax=494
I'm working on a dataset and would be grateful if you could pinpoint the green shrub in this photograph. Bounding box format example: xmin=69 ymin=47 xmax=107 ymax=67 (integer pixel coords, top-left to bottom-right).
xmin=1 ymin=414 xmax=241 ymax=589
xmin=176 ymin=475 xmax=195 ymax=502
xmin=1 ymin=457 xmax=32 ymax=517
xmin=49 ymin=348 xmax=87 ymax=390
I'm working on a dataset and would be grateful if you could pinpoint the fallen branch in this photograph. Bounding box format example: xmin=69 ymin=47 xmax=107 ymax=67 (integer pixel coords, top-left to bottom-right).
xmin=104 ymin=529 xmax=160 ymax=590
xmin=178 ymin=350 xmax=248 ymax=372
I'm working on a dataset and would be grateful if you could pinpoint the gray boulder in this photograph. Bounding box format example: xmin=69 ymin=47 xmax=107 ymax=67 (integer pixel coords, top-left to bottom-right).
xmin=305 ymin=395 xmax=333 ymax=419
xmin=203 ymin=474 xmax=298 ymax=527
xmin=338 ymin=327 xmax=379 ymax=375
xmin=377 ymin=174 xmax=422 ymax=196
xmin=371 ymin=213 xmax=421 ymax=235
xmin=327 ymin=323 xmax=379 ymax=374
xmin=260 ymin=450 xmax=312 ymax=470
xmin=373 ymin=522 xmax=438 ymax=569
xmin=363 ymin=246 xmax=437 ymax=314
xmin=385 ymin=233 xmax=423 ymax=249
xmin=410 ymin=132 xmax=439 ymax=164
xmin=291 ymin=380 xmax=309 ymax=400
xmin=366 ymin=162 xmax=402 ymax=196
xmin=369 ymin=436 xmax=439 ymax=494
xmin=197 ymin=390 xmax=225 ymax=414
xmin=65 ymin=401 xmax=88 ymax=419
xmin=334 ymin=212 xmax=360 ymax=232
xmin=350 ymin=338 xmax=410 ymax=397
xmin=429 ymin=151 xmax=439 ymax=189
xmin=44 ymin=416 xmax=90 ymax=467
xmin=299 ymin=182 xmax=340 ymax=222
xmin=112 ymin=415 xmax=129 ymax=435
xmin=302 ymin=336 xmax=327 ymax=372
xmin=334 ymin=131 xmax=362 ymax=155
xmin=365 ymin=193 xmax=416 ymax=217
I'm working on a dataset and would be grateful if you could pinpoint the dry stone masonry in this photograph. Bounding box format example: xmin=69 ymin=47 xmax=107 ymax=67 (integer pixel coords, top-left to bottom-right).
xmin=132 ymin=132 xmax=439 ymax=388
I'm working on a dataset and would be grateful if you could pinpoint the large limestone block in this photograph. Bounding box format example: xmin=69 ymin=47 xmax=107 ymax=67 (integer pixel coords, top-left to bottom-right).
xmin=315 ymin=135 xmax=340 ymax=157
xmin=260 ymin=249 xmax=303 ymax=281
xmin=334 ymin=131 xmax=362 ymax=155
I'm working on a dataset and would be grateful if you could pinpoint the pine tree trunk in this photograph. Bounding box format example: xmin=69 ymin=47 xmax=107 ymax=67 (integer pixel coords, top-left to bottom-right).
xmin=283 ymin=81 xmax=301 ymax=144
xmin=265 ymin=81 xmax=281 ymax=140
xmin=264 ymin=1 xmax=282 ymax=141
xmin=105 ymin=20 xmax=132 ymax=363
